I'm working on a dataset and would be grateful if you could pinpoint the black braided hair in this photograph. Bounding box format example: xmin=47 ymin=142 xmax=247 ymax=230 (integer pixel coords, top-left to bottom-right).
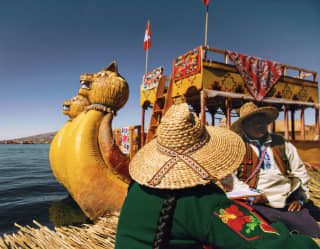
xmin=152 ymin=195 xmax=178 ymax=249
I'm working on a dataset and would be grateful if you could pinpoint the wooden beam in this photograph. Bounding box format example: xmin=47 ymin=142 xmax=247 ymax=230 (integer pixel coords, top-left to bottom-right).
xmin=291 ymin=109 xmax=295 ymax=140
xmin=301 ymin=107 xmax=305 ymax=140
xmin=225 ymin=98 xmax=231 ymax=128
xmin=200 ymin=91 xmax=207 ymax=124
xmin=280 ymin=63 xmax=316 ymax=75
xmin=284 ymin=105 xmax=289 ymax=140
xmin=316 ymin=108 xmax=320 ymax=138
xmin=225 ymin=53 xmax=229 ymax=64
xmin=137 ymin=125 xmax=141 ymax=150
xmin=203 ymin=46 xmax=226 ymax=55
xmin=201 ymin=46 xmax=317 ymax=80
xmin=283 ymin=66 xmax=287 ymax=77
xmin=141 ymin=106 xmax=145 ymax=147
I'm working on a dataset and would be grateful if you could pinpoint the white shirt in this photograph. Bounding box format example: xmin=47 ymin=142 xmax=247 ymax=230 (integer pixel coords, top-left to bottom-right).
xmin=222 ymin=134 xmax=310 ymax=208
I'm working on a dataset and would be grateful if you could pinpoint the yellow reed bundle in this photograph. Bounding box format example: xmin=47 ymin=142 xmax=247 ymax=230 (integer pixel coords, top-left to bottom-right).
xmin=0 ymin=212 xmax=119 ymax=249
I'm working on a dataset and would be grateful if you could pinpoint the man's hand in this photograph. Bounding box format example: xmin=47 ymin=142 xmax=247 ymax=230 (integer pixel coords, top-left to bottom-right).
xmin=287 ymin=200 xmax=302 ymax=212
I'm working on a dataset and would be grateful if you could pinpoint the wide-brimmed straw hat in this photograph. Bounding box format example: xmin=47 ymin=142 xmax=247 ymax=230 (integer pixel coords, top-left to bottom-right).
xmin=129 ymin=103 xmax=246 ymax=189
xmin=230 ymin=102 xmax=279 ymax=135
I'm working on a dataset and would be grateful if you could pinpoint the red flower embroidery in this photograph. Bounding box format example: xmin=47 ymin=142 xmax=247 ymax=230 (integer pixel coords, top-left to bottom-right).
xmin=220 ymin=205 xmax=252 ymax=232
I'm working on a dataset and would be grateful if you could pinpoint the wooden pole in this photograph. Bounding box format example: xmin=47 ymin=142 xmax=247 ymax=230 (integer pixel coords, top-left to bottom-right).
xmin=136 ymin=125 xmax=141 ymax=150
xmin=316 ymin=108 xmax=320 ymax=138
xmin=284 ymin=105 xmax=289 ymax=140
xmin=200 ymin=91 xmax=207 ymax=124
xmin=225 ymin=98 xmax=231 ymax=128
xmin=283 ymin=66 xmax=287 ymax=77
xmin=205 ymin=6 xmax=208 ymax=47
xmin=300 ymin=107 xmax=305 ymax=140
xmin=291 ymin=108 xmax=295 ymax=140
xmin=145 ymin=48 xmax=149 ymax=74
xmin=141 ymin=106 xmax=145 ymax=147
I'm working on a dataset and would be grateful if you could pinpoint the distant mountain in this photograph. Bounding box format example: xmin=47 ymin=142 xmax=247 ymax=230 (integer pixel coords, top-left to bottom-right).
xmin=0 ymin=132 xmax=57 ymax=144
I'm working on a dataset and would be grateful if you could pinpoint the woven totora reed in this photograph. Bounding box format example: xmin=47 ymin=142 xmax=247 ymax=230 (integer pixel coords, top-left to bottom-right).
xmin=2 ymin=167 xmax=320 ymax=248
xmin=0 ymin=212 xmax=119 ymax=249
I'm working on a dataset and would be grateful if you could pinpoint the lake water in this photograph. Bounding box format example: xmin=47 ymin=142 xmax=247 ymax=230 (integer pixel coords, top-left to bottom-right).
xmin=0 ymin=144 xmax=71 ymax=235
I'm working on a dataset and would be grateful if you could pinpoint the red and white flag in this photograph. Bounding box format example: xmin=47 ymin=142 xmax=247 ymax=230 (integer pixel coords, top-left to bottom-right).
xmin=143 ymin=21 xmax=151 ymax=50
xmin=201 ymin=0 xmax=210 ymax=6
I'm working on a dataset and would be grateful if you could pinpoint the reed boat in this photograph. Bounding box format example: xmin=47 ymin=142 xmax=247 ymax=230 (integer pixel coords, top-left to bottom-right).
xmin=2 ymin=45 xmax=318 ymax=248
xmin=48 ymin=45 xmax=320 ymax=222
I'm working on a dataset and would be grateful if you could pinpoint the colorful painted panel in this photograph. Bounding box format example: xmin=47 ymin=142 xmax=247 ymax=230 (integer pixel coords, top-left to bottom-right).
xmin=142 ymin=67 xmax=163 ymax=91
xmin=173 ymin=47 xmax=201 ymax=81
xmin=121 ymin=127 xmax=130 ymax=154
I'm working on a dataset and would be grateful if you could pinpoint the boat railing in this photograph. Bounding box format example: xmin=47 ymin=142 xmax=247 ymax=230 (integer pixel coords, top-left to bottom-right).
xmin=202 ymin=46 xmax=318 ymax=82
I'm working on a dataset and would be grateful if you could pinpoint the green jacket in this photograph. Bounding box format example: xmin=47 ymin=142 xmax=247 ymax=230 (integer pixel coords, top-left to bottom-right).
xmin=115 ymin=181 xmax=319 ymax=249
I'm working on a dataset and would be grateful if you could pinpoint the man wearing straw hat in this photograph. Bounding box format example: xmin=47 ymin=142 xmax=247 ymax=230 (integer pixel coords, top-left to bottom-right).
xmin=229 ymin=101 xmax=320 ymax=238
xmin=115 ymin=103 xmax=319 ymax=249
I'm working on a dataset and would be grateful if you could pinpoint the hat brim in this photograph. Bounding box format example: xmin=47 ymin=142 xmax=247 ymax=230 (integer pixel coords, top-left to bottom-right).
xmin=230 ymin=106 xmax=279 ymax=135
xmin=129 ymin=126 xmax=246 ymax=189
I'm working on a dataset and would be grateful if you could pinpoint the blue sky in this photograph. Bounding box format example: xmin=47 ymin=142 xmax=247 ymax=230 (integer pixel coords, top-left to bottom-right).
xmin=0 ymin=0 xmax=319 ymax=140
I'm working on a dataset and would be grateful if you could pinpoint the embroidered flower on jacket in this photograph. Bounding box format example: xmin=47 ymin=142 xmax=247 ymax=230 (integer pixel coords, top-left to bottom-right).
xmin=215 ymin=202 xmax=280 ymax=237
xmin=217 ymin=204 xmax=252 ymax=232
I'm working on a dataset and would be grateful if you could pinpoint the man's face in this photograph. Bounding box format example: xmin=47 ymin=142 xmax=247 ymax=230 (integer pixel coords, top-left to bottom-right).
xmin=243 ymin=114 xmax=269 ymax=139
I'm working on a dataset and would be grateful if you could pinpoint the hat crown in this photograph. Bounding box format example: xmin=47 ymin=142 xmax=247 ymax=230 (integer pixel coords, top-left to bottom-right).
xmin=157 ymin=103 xmax=204 ymax=150
xmin=129 ymin=103 xmax=246 ymax=189
xmin=239 ymin=102 xmax=259 ymax=118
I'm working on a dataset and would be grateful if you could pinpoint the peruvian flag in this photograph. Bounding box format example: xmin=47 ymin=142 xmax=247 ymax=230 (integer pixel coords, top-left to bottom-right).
xmin=201 ymin=0 xmax=210 ymax=6
xmin=143 ymin=21 xmax=151 ymax=50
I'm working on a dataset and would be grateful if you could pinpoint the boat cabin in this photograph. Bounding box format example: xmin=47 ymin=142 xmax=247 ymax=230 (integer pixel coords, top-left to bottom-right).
xmin=140 ymin=46 xmax=319 ymax=147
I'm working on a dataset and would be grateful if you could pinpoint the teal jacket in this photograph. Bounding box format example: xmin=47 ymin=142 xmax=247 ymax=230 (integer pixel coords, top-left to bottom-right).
xmin=115 ymin=181 xmax=319 ymax=249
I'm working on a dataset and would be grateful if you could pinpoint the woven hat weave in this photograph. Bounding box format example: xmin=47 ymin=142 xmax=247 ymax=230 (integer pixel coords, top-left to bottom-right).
xmin=129 ymin=103 xmax=246 ymax=189
xmin=230 ymin=102 xmax=279 ymax=135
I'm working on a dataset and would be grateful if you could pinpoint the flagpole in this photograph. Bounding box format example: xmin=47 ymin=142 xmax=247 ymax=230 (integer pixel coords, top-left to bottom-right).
xmin=145 ymin=20 xmax=150 ymax=74
xmin=205 ymin=5 xmax=208 ymax=47
xmin=145 ymin=45 xmax=149 ymax=74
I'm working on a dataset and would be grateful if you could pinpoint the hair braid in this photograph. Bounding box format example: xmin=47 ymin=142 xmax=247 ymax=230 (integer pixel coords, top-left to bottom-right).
xmin=152 ymin=195 xmax=178 ymax=249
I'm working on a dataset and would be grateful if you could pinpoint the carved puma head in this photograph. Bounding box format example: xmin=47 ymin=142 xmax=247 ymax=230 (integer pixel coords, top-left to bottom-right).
xmin=88 ymin=62 xmax=129 ymax=112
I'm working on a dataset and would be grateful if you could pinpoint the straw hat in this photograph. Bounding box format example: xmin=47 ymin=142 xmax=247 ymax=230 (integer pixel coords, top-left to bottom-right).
xmin=230 ymin=102 xmax=279 ymax=134
xmin=129 ymin=103 xmax=246 ymax=189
